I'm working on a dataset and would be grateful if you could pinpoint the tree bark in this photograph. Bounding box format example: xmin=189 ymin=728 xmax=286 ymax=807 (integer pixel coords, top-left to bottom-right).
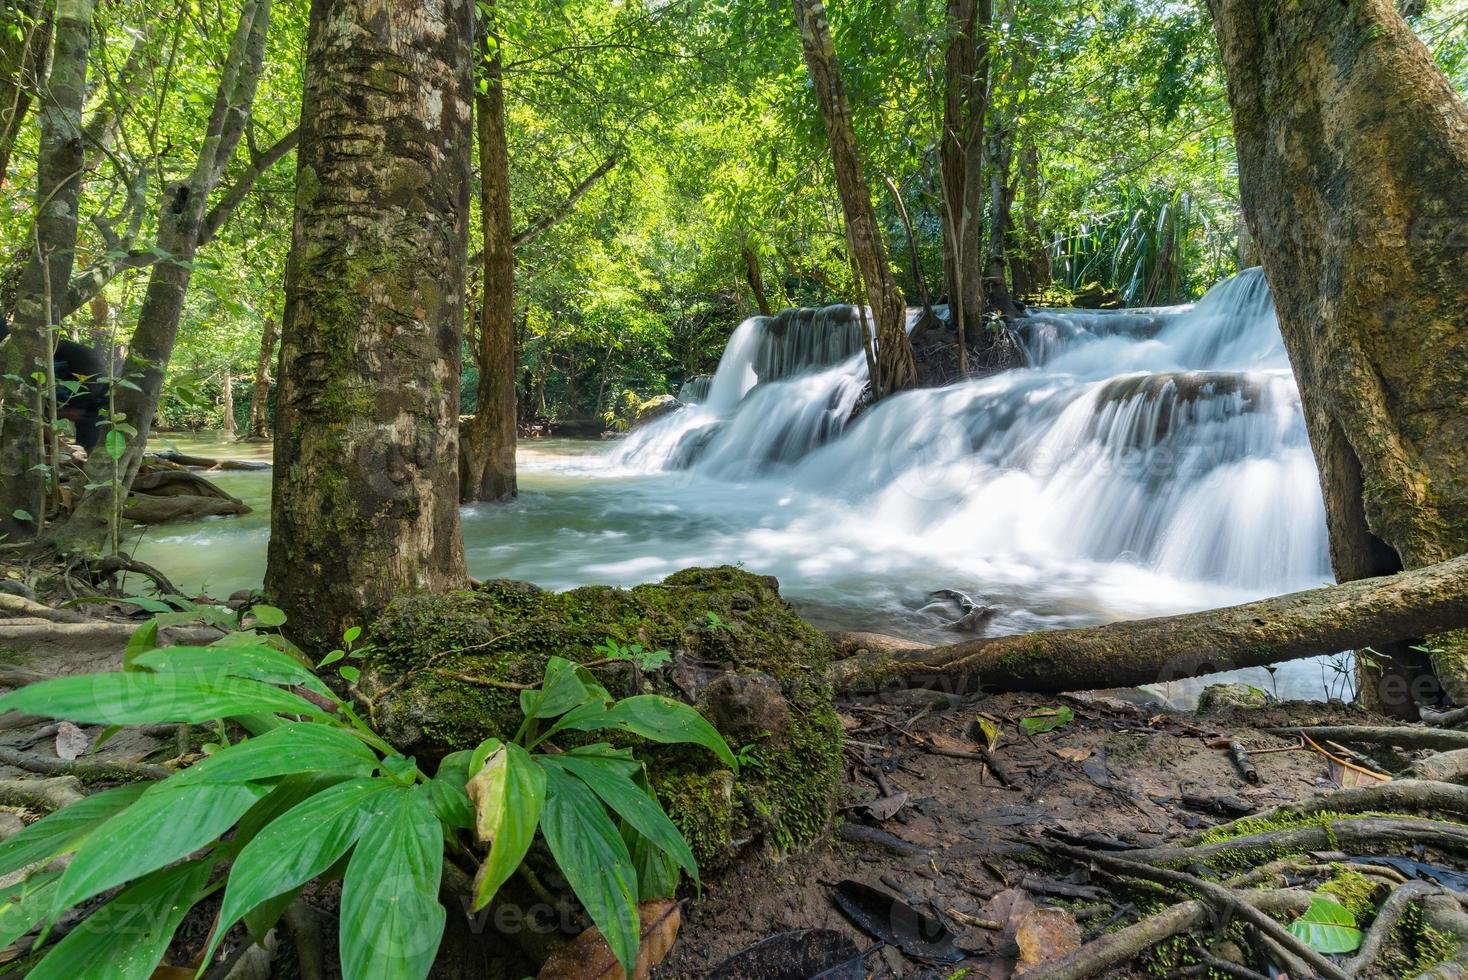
xmin=1207 ymin=0 xmax=1468 ymax=708
xmin=47 ymin=0 xmax=273 ymax=553
xmin=0 ymin=0 xmax=93 ymax=541
xmin=828 ymin=553 xmax=1468 ymax=694
xmin=741 ymin=245 xmax=773 ymax=316
xmin=460 ymin=4 xmax=517 ymax=504
xmin=0 ymin=0 xmax=51 ymax=185
xmin=939 ymin=0 xmax=990 ymax=371
xmin=266 ymin=0 xmax=472 ymax=648
xmin=983 ymin=119 xmax=1018 ymax=319
xmin=790 ymin=0 xmax=915 ymax=398
xmin=220 ymin=366 xmax=236 ymax=439
xmin=244 ymin=315 xmax=276 ymax=440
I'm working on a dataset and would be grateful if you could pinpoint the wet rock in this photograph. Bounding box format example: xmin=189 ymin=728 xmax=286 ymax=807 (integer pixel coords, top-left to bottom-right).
xmin=698 ymin=671 xmax=791 ymax=744
xmin=632 ymin=393 xmax=681 ymax=426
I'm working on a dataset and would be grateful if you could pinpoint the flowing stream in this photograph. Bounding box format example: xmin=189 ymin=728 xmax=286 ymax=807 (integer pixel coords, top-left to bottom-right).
xmin=136 ymin=269 xmax=1347 ymax=702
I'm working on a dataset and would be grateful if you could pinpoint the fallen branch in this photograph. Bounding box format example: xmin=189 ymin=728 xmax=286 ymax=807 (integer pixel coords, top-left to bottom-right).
xmin=0 ymin=746 xmax=171 ymax=781
xmin=1420 ymin=704 xmax=1468 ymax=727
xmin=1265 ymin=724 xmax=1468 ymax=752
xmin=0 ymin=776 xmax=85 ymax=812
xmin=827 ymin=554 xmax=1468 ymax=692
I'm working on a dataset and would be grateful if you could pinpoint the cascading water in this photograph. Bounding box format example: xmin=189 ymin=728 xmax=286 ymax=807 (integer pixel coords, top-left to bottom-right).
xmin=135 ymin=267 xmax=1339 ymax=701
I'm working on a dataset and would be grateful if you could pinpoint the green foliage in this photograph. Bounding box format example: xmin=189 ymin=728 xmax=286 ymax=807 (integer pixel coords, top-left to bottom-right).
xmin=465 ymin=655 xmax=734 ymax=975
xmin=1288 ymin=894 xmax=1363 ymax=954
xmin=1019 ymin=706 xmax=1075 ymax=735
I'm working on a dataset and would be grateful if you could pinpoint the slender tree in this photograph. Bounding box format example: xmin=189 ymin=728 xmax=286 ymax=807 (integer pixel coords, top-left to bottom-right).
xmin=791 ymin=0 xmax=916 ymax=397
xmin=0 ymin=0 xmax=51 ymax=184
xmin=267 ymin=0 xmax=472 ymax=646
xmin=0 ymin=0 xmax=93 ymax=540
xmin=460 ymin=3 xmax=517 ymax=504
xmin=1208 ymin=0 xmax=1468 ymax=709
xmin=939 ymin=0 xmax=990 ymax=375
xmin=244 ymin=315 xmax=276 ymax=441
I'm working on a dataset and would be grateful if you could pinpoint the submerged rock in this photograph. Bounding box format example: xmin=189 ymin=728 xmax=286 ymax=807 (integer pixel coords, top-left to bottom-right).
xmin=361 ymin=566 xmax=841 ymax=869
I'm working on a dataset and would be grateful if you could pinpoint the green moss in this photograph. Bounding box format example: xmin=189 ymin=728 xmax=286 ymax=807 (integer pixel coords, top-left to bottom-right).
xmin=1383 ymin=903 xmax=1462 ymax=976
xmin=1320 ymin=870 xmax=1380 ymax=921
xmin=362 ymin=566 xmax=842 ymax=869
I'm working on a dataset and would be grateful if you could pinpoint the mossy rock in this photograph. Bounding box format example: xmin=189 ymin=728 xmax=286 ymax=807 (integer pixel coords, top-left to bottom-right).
xmin=1196 ymin=682 xmax=1271 ymax=713
xmin=361 ymin=566 xmax=842 ymax=870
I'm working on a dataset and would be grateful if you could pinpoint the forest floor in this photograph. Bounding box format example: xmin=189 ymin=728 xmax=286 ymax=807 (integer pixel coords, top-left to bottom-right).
xmin=2 ymin=563 xmax=1466 ymax=978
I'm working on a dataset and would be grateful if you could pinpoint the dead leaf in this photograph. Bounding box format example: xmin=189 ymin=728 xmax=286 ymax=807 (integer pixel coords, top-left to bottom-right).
xmin=975 ymin=713 xmax=1002 ymax=750
xmin=855 ymin=790 xmax=909 ymax=822
xmin=1300 ymin=732 xmax=1391 ymax=787
xmin=55 ymin=722 xmax=89 ymax=761
xmin=836 ymin=711 xmax=862 ymax=732
xmin=1014 ymin=907 xmax=1082 ymax=973
xmin=979 ymin=886 xmax=1037 ymax=939
xmin=1052 ymin=746 xmax=1092 ymax=763
xmin=537 ymin=899 xmax=681 ymax=980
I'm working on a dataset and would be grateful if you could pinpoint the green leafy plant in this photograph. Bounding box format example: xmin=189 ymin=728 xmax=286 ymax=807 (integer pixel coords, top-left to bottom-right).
xmin=1019 ymin=706 xmax=1075 ymax=736
xmin=593 ymin=636 xmax=672 ymax=671
xmin=0 ymin=618 xmax=461 ymax=980
xmin=1288 ymin=894 xmax=1363 ymax=954
xmin=466 ymin=655 xmax=735 ymax=975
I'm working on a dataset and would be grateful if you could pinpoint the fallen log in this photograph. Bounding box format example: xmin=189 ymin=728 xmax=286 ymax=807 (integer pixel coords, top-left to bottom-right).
xmin=827 ymin=553 xmax=1468 ymax=693
xmin=151 ymin=450 xmax=270 ymax=471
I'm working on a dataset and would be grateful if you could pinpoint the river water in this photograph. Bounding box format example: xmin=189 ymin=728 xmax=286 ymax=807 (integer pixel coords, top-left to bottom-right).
xmin=135 ymin=270 xmax=1350 ymax=703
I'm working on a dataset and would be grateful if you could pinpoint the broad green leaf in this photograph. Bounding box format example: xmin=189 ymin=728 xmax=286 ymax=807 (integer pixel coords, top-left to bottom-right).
xmin=11 ymin=509 xmax=32 ymax=522
xmin=0 ymin=870 xmax=60 ymax=949
xmin=1288 ymin=895 xmax=1362 ymax=954
xmin=518 ymin=656 xmax=591 ymax=720
xmin=207 ymin=777 xmax=396 ymax=966
xmin=29 ymin=859 xmax=212 ymax=980
xmin=104 ymin=429 xmax=126 ymax=460
xmin=0 ymin=784 xmax=148 ymax=879
xmin=343 ymin=626 xmax=363 ymax=645
xmin=540 ymin=765 xmax=640 ymax=975
xmin=621 ymin=823 xmax=679 ymax=902
xmin=122 ymin=620 xmax=159 ymax=670
xmin=0 ymin=672 xmax=329 ymax=725
xmin=467 ymin=743 xmax=544 ymax=911
xmin=1019 ymin=706 xmax=1075 ymax=736
xmin=562 ymin=695 xmax=736 ymax=768
xmin=339 ymin=787 xmax=446 ymax=980
xmin=249 ymin=604 xmax=287 ymax=627
xmin=54 ymin=781 xmax=267 ymax=913
xmin=130 ymin=644 xmax=331 ymax=696
xmin=167 ymin=722 xmax=377 ymax=787
xmin=560 ymin=742 xmax=641 ymax=777
xmin=427 ymin=773 xmax=474 ymax=832
xmin=542 ymin=756 xmax=698 ymax=887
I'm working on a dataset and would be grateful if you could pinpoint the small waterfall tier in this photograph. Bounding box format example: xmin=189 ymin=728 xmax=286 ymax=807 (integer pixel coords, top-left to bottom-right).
xmin=611 ymin=268 xmax=1328 ymax=592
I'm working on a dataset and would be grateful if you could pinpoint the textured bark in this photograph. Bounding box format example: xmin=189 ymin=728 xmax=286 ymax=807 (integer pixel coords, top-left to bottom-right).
xmin=983 ymin=118 xmax=1018 ymax=318
xmin=1009 ymin=140 xmax=1049 ymax=299
xmin=0 ymin=0 xmax=93 ymax=540
xmin=266 ymin=0 xmax=472 ymax=648
xmin=791 ymin=0 xmax=915 ymax=398
xmin=48 ymin=0 xmax=273 ymax=552
xmin=1208 ymin=0 xmax=1468 ymax=707
xmin=220 ymin=366 xmax=236 ymax=439
xmin=460 ymin=7 xmax=517 ymax=504
xmin=939 ymin=0 xmax=989 ymax=362
xmin=245 ymin=316 xmax=276 ymax=440
xmin=827 ymin=553 xmax=1468 ymax=693
xmin=741 ymin=245 xmax=772 ymax=316
xmin=0 ymin=0 xmax=51 ymax=184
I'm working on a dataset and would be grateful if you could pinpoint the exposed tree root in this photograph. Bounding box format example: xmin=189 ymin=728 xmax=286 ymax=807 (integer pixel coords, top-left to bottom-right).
xmin=1346 ymin=880 xmax=1440 ymax=976
xmin=827 ymin=554 xmax=1468 ymax=692
xmin=1412 ymin=749 xmax=1468 ymax=784
xmin=1181 ymin=780 xmax=1468 ymax=844
xmin=0 ymin=776 xmax=85 ymax=811
xmin=0 ymin=745 xmax=171 ymax=781
xmin=1124 ymin=816 xmax=1468 ymax=868
xmin=1265 ymin=725 xmax=1468 ymax=752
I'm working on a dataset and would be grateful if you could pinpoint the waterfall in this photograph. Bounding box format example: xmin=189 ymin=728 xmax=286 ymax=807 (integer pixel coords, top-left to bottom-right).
xmin=609 ymin=268 xmax=1330 ymax=593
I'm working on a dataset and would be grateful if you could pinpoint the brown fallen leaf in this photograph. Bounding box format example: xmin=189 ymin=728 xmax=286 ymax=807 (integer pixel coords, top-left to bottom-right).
xmin=855 ymin=790 xmax=909 ymax=822
xmin=55 ymin=722 xmax=89 ymax=761
xmin=538 ymin=899 xmax=680 ymax=980
xmin=1052 ymin=746 xmax=1092 ymax=763
xmin=1014 ymin=907 xmax=1082 ymax=974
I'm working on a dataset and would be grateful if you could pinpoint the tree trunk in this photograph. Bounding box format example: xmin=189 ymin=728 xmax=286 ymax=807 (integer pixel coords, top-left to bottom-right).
xmin=1207 ymin=0 xmax=1468 ymax=709
xmin=0 ymin=0 xmax=51 ymax=185
xmin=791 ymin=0 xmax=915 ymax=398
xmin=828 ymin=553 xmax=1468 ymax=694
xmin=47 ymin=0 xmax=273 ymax=553
xmin=741 ymin=246 xmax=773 ymax=316
xmin=983 ymin=118 xmax=1018 ymax=319
xmin=939 ymin=0 xmax=990 ymax=372
xmin=266 ymin=0 xmax=472 ymax=649
xmin=1009 ymin=139 xmax=1049 ymax=300
xmin=0 ymin=0 xmax=92 ymax=541
xmin=460 ymin=6 xmax=517 ymax=504
xmin=245 ymin=315 xmax=276 ymax=440
xmin=220 ymin=366 xmax=236 ymax=439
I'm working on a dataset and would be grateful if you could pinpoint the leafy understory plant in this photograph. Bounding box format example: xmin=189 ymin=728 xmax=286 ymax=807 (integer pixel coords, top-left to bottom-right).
xmin=467 ymin=655 xmax=736 ymax=974
xmin=0 ymin=617 xmax=462 ymax=980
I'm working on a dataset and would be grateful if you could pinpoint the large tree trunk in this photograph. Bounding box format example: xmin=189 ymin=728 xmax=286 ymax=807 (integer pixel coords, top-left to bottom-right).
xmin=0 ymin=0 xmax=92 ymax=541
xmin=791 ymin=0 xmax=915 ymax=398
xmin=0 ymin=0 xmax=51 ymax=185
xmin=1207 ymin=0 xmax=1468 ymax=709
xmin=459 ymin=7 xmax=517 ymax=504
xmin=266 ymin=0 xmax=472 ymax=648
xmin=244 ymin=316 xmax=276 ymax=440
xmin=1009 ymin=139 xmax=1049 ymax=300
xmin=983 ymin=118 xmax=1018 ymax=319
xmin=47 ymin=0 xmax=274 ymax=553
xmin=829 ymin=553 xmax=1468 ymax=694
xmin=939 ymin=0 xmax=990 ymax=375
